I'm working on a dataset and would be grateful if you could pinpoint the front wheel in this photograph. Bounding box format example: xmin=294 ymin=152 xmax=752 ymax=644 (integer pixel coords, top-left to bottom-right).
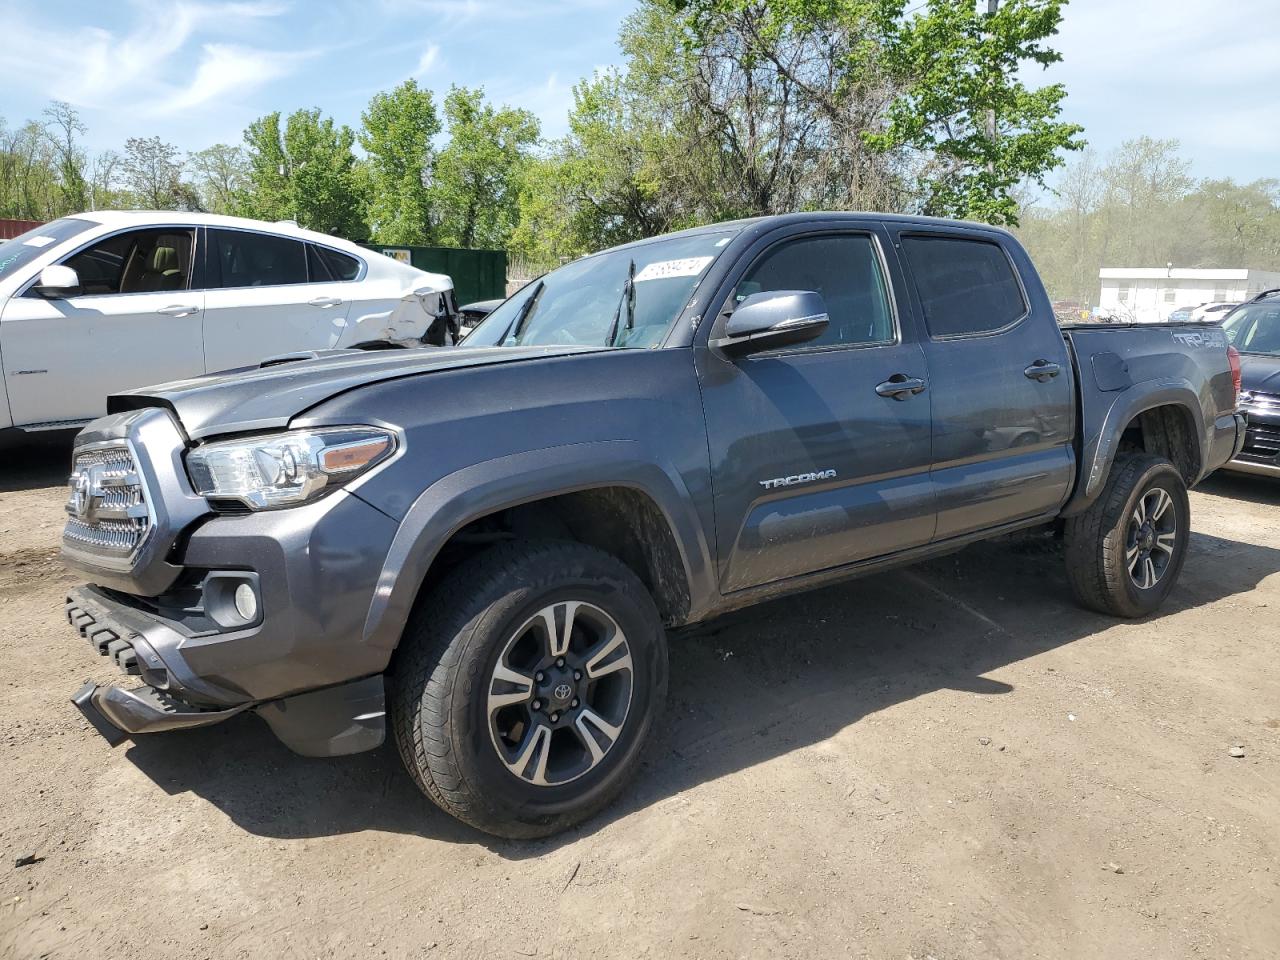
xmin=1064 ymin=453 xmax=1191 ymax=617
xmin=390 ymin=540 xmax=668 ymax=838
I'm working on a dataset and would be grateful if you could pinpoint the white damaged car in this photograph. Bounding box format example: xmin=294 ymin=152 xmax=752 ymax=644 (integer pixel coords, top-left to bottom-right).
xmin=0 ymin=211 xmax=455 ymax=433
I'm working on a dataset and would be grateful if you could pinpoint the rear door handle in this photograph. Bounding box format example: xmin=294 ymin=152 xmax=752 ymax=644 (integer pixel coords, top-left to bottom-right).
xmin=875 ymin=375 xmax=927 ymax=400
xmin=309 ymin=296 xmax=343 ymax=308
xmin=156 ymin=304 xmax=199 ymax=317
xmin=1024 ymin=360 xmax=1061 ymax=381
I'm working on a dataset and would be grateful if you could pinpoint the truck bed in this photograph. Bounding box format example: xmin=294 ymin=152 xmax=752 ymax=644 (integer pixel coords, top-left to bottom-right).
xmin=1060 ymin=321 xmax=1240 ymax=514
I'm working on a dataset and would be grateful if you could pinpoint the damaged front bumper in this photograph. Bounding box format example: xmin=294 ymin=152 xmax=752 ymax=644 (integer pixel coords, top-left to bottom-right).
xmin=70 ymin=681 xmax=249 ymax=746
xmin=64 ymin=585 xmax=387 ymax=757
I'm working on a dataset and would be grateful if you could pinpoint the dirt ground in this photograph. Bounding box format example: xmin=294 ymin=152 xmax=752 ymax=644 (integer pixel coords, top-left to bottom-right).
xmin=0 ymin=439 xmax=1276 ymax=960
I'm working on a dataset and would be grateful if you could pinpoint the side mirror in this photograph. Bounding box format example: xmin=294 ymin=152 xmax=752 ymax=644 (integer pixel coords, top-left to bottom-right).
xmin=33 ymin=264 xmax=81 ymax=299
xmin=711 ymin=290 xmax=829 ymax=355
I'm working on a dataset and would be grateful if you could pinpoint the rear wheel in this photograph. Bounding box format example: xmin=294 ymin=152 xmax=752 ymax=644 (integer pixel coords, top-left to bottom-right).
xmin=390 ymin=540 xmax=667 ymax=838
xmin=1064 ymin=453 xmax=1190 ymax=617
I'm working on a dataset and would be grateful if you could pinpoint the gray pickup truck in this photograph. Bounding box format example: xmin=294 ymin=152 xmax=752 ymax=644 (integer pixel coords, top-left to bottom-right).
xmin=60 ymin=213 xmax=1245 ymax=837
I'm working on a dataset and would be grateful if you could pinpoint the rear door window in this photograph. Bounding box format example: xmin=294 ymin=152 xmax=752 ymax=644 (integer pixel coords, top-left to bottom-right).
xmin=900 ymin=236 xmax=1027 ymax=338
xmin=210 ymin=229 xmax=308 ymax=288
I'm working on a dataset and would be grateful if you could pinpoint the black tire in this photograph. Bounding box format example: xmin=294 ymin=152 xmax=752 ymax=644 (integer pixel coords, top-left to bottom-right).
xmin=390 ymin=540 xmax=668 ymax=838
xmin=1064 ymin=453 xmax=1191 ymax=617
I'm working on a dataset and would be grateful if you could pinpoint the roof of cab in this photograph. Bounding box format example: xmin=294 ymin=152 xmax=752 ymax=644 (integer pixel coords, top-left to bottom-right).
xmin=597 ymin=210 xmax=1012 ymax=258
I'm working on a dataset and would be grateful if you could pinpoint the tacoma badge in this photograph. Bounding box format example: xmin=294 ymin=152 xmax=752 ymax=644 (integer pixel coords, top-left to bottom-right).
xmin=759 ymin=468 xmax=837 ymax=490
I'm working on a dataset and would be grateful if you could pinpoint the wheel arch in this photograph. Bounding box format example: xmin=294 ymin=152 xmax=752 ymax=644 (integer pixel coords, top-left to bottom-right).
xmin=362 ymin=441 xmax=718 ymax=657
xmin=1063 ymin=382 xmax=1207 ymax=517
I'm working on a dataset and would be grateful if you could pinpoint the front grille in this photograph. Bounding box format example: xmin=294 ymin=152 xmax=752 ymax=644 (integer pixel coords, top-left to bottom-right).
xmin=1240 ymin=423 xmax=1280 ymax=463
xmin=1241 ymin=389 xmax=1280 ymax=411
xmin=63 ymin=444 xmax=153 ymax=558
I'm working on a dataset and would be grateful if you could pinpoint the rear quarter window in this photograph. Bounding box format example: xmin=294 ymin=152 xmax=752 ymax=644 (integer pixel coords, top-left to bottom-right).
xmin=313 ymin=245 xmax=361 ymax=281
xmin=901 ymin=236 xmax=1027 ymax=338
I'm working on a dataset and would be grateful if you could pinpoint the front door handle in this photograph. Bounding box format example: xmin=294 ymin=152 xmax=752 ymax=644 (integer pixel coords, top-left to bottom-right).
xmin=875 ymin=374 xmax=928 ymax=400
xmin=156 ymin=304 xmax=199 ymax=317
xmin=1024 ymin=360 xmax=1062 ymax=382
xmin=309 ymin=296 xmax=343 ymax=308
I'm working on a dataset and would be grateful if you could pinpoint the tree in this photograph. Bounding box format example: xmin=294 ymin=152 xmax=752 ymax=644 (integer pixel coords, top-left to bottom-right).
xmin=188 ymin=143 xmax=249 ymax=214
xmin=516 ymin=1 xmax=886 ymax=267
xmin=0 ymin=118 xmax=61 ymax=218
xmin=41 ymin=101 xmax=87 ymax=212
xmin=359 ymin=79 xmax=440 ymax=244
xmin=239 ymin=112 xmax=291 ymax=222
xmin=431 ymin=86 xmax=539 ymax=249
xmin=120 ymin=136 xmax=190 ymax=209
xmin=674 ymin=0 xmax=1084 ymax=225
xmin=240 ymin=109 xmax=364 ymax=236
xmin=869 ymin=0 xmax=1084 ymax=224
xmin=86 ymin=150 xmax=126 ymax=211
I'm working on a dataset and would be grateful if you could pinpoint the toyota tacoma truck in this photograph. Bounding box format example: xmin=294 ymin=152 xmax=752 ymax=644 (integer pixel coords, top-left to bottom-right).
xmin=59 ymin=213 xmax=1245 ymax=838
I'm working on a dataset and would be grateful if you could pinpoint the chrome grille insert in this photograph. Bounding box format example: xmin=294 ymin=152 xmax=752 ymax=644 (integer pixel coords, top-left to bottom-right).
xmin=63 ymin=444 xmax=154 ymax=559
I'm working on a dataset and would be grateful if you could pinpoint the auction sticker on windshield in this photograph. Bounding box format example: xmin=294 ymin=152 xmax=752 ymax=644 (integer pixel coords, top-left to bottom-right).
xmin=634 ymin=256 xmax=715 ymax=283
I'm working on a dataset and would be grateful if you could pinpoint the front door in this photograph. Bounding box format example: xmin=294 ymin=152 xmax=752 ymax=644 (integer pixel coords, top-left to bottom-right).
xmin=891 ymin=229 xmax=1076 ymax=540
xmin=0 ymin=226 xmax=204 ymax=426
xmin=202 ymin=228 xmax=353 ymax=373
xmin=695 ymin=228 xmax=936 ymax=593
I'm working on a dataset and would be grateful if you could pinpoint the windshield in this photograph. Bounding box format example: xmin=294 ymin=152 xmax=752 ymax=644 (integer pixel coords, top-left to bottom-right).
xmin=465 ymin=230 xmax=737 ymax=349
xmin=1222 ymin=302 xmax=1280 ymax=356
xmin=0 ymin=218 xmax=95 ymax=283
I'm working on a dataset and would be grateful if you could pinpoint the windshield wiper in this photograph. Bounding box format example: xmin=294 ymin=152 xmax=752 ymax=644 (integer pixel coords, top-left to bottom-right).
xmin=605 ymin=259 xmax=637 ymax=347
xmin=503 ymin=280 xmax=545 ymax=344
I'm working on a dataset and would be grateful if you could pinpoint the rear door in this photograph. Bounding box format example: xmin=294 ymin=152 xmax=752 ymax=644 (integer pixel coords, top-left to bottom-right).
xmin=0 ymin=225 xmax=204 ymax=426
xmin=202 ymin=228 xmax=353 ymax=372
xmin=696 ymin=224 xmax=936 ymax=593
xmin=890 ymin=226 xmax=1075 ymax=540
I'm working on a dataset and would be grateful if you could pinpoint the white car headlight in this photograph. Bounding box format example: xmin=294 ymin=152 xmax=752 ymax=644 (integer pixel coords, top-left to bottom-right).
xmin=186 ymin=427 xmax=396 ymax=509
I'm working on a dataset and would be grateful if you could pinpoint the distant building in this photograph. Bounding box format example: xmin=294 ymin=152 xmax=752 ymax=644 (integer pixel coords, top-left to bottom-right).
xmin=1097 ymin=267 xmax=1280 ymax=323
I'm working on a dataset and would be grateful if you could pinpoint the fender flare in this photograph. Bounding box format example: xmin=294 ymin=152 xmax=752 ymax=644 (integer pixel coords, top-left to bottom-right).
xmin=360 ymin=439 xmax=718 ymax=653
xmin=1062 ymin=378 xmax=1208 ymax=517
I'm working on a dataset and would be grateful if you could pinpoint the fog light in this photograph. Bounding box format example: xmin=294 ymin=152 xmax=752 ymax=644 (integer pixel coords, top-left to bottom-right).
xmin=233 ymin=583 xmax=258 ymax=621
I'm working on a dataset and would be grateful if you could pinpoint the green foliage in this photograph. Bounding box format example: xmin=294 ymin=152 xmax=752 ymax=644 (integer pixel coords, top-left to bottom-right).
xmin=188 ymin=144 xmax=249 ymax=215
xmin=866 ymin=0 xmax=1084 ymax=225
xmin=240 ymin=109 xmax=364 ymax=236
xmin=359 ymin=79 xmax=440 ymax=245
xmin=1015 ymin=137 xmax=1280 ymax=306
xmin=673 ymin=0 xmax=1083 ymax=226
xmin=0 ymin=103 xmax=97 ymax=219
xmin=121 ymin=136 xmax=192 ymax=209
xmin=431 ymin=86 xmax=539 ymax=249
xmin=42 ymin=101 xmax=87 ymax=213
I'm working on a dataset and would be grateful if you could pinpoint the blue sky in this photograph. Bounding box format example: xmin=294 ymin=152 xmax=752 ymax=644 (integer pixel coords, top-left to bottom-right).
xmin=1 ymin=0 xmax=1277 ymax=196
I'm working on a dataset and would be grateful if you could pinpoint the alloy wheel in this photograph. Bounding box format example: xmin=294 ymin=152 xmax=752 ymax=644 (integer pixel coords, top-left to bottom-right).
xmin=1125 ymin=486 xmax=1178 ymax=590
xmin=486 ymin=601 xmax=634 ymax=786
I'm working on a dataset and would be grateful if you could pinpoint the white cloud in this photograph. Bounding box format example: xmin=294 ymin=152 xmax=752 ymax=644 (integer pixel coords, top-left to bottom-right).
xmin=0 ymin=0 xmax=298 ymax=111
xmin=375 ymin=0 xmax=614 ymax=25
xmin=158 ymin=43 xmax=306 ymax=114
xmin=414 ymin=44 xmax=441 ymax=77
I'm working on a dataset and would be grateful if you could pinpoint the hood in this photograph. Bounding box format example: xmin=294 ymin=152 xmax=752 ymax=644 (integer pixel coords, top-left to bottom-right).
xmin=1240 ymin=353 xmax=1280 ymax=395
xmin=109 ymin=344 xmax=603 ymax=440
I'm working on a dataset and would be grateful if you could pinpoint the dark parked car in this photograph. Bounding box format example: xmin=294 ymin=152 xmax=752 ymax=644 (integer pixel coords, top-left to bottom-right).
xmin=458 ymin=297 xmax=505 ymax=330
xmin=60 ymin=213 xmax=1244 ymax=838
xmin=1221 ymin=289 xmax=1280 ymax=477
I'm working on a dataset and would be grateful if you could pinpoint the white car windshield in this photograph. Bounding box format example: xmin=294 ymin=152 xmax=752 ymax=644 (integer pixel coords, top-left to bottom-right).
xmin=466 ymin=230 xmax=737 ymax=349
xmin=0 ymin=218 xmax=95 ymax=282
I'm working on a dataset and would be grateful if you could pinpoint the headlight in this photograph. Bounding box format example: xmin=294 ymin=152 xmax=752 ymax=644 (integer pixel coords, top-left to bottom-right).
xmin=186 ymin=427 xmax=396 ymax=509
